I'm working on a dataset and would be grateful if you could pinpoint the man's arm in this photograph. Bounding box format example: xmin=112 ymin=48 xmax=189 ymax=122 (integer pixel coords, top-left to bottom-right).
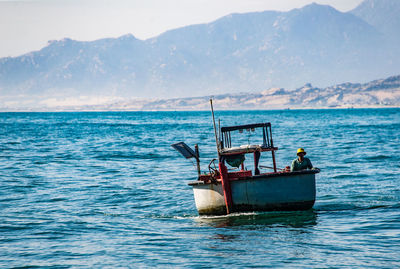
xmin=307 ymin=158 xmax=313 ymax=169
xmin=290 ymin=159 xmax=296 ymax=172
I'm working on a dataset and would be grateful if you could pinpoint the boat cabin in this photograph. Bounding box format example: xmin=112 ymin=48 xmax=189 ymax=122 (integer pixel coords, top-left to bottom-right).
xmin=195 ymin=122 xmax=282 ymax=185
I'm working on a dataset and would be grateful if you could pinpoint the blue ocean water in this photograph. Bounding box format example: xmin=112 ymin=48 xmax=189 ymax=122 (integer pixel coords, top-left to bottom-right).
xmin=0 ymin=109 xmax=399 ymax=268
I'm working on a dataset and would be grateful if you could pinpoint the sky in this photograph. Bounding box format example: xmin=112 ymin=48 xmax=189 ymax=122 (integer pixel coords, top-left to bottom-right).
xmin=0 ymin=0 xmax=364 ymax=58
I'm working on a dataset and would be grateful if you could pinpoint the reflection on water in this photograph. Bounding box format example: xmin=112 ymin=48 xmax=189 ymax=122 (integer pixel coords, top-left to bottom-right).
xmin=193 ymin=210 xmax=319 ymax=264
xmin=194 ymin=210 xmax=318 ymax=228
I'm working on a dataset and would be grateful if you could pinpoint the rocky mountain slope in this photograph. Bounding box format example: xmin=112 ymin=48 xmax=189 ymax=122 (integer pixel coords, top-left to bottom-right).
xmin=350 ymin=0 xmax=400 ymax=43
xmin=101 ymin=74 xmax=400 ymax=110
xmin=4 ymin=74 xmax=398 ymax=111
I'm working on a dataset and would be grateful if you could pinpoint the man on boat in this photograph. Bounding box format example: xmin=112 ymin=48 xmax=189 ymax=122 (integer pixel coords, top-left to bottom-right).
xmin=291 ymin=148 xmax=313 ymax=171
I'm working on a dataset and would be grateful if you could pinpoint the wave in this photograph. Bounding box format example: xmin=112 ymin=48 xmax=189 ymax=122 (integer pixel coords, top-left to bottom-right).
xmin=314 ymin=203 xmax=395 ymax=213
xmin=364 ymin=155 xmax=392 ymax=161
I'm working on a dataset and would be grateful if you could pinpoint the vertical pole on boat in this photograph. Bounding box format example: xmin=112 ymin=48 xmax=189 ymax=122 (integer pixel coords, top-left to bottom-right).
xmin=210 ymin=99 xmax=220 ymax=153
xmin=271 ymin=150 xmax=277 ymax=173
xmin=270 ymin=125 xmax=277 ymax=173
xmin=210 ymin=99 xmax=232 ymax=214
xmin=218 ymin=119 xmax=221 ymax=147
xmin=194 ymin=144 xmax=201 ymax=177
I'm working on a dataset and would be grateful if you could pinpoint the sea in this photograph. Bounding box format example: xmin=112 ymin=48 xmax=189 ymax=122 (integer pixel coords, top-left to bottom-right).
xmin=1 ymin=109 xmax=399 ymax=268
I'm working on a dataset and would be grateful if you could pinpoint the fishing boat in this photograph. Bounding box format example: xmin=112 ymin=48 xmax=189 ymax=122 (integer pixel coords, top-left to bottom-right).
xmin=172 ymin=100 xmax=320 ymax=215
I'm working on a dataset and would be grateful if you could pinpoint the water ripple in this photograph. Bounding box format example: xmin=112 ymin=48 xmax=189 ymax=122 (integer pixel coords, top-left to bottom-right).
xmin=0 ymin=109 xmax=399 ymax=267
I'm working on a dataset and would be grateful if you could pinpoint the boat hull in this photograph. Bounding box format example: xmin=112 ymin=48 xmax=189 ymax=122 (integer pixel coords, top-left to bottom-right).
xmin=189 ymin=171 xmax=317 ymax=215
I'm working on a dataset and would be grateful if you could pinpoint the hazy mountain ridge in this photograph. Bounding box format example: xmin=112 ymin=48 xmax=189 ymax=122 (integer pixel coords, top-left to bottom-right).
xmin=7 ymin=74 xmax=396 ymax=111
xmin=0 ymin=0 xmax=399 ymax=109
xmin=120 ymin=74 xmax=400 ymax=110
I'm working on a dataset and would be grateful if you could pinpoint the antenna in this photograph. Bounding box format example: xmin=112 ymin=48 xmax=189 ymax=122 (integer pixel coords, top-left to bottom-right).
xmin=210 ymin=99 xmax=220 ymax=158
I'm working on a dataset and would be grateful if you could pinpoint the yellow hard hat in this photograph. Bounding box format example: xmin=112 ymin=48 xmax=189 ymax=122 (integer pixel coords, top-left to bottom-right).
xmin=297 ymin=148 xmax=306 ymax=155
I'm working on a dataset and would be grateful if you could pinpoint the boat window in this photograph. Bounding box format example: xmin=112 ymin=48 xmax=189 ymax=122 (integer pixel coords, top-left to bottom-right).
xmin=221 ymin=123 xmax=272 ymax=150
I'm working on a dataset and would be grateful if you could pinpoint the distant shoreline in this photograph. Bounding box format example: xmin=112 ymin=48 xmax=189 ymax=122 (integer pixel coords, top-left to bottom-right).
xmin=1 ymin=106 xmax=399 ymax=113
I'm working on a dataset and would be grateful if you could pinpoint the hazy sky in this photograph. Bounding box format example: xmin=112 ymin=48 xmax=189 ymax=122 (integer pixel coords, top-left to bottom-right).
xmin=0 ymin=0 xmax=363 ymax=58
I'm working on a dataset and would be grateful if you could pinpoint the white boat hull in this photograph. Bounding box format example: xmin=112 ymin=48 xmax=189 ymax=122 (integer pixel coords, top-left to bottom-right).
xmin=190 ymin=171 xmax=317 ymax=215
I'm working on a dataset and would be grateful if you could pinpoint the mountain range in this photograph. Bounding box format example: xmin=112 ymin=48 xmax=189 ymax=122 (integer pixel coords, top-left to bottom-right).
xmin=0 ymin=0 xmax=400 ymax=110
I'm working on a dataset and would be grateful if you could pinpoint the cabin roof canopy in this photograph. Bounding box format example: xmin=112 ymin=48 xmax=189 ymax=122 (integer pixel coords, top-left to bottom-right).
xmin=221 ymin=122 xmax=271 ymax=132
